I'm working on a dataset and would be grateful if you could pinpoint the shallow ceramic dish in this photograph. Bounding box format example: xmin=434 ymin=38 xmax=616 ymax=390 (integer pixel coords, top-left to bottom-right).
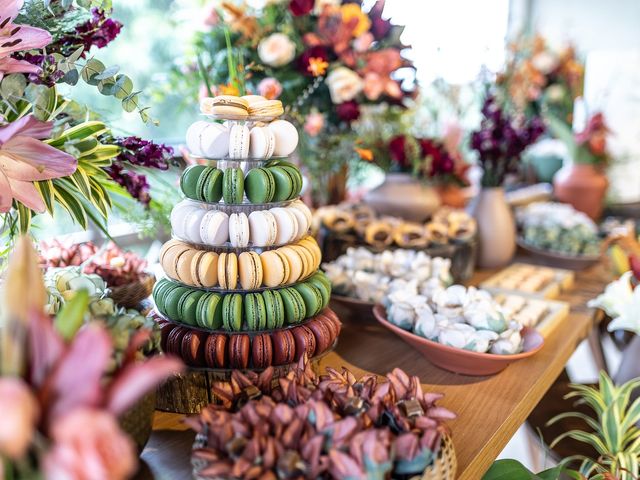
xmin=330 ymin=294 xmax=376 ymax=321
xmin=373 ymin=304 xmax=544 ymax=376
xmin=517 ymin=237 xmax=601 ymax=271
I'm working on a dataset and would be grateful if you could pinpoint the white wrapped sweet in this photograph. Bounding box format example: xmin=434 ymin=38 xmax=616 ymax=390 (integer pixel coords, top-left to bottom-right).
xmin=490 ymin=329 xmax=523 ymax=354
xmin=464 ymin=301 xmax=508 ymax=333
xmin=414 ymin=305 xmax=439 ymax=339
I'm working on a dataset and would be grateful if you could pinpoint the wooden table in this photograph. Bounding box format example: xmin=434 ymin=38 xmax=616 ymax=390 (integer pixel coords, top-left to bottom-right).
xmin=139 ymin=262 xmax=612 ymax=480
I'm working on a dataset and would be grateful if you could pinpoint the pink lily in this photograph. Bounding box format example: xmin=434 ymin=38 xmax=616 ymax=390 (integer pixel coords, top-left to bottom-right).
xmin=0 ymin=115 xmax=77 ymax=213
xmin=0 ymin=0 xmax=52 ymax=79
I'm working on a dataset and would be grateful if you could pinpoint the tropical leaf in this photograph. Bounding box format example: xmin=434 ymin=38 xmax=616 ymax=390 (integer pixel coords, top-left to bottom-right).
xmin=54 ymin=290 xmax=89 ymax=341
xmin=35 ymin=180 xmax=55 ymax=215
xmin=551 ymin=430 xmax=608 ymax=455
xmin=16 ymin=202 xmax=32 ymax=234
xmin=546 ymin=411 xmax=600 ymax=433
xmin=52 ymin=180 xmax=88 ymax=229
xmin=46 ymin=121 xmax=108 ymax=148
xmin=78 ymin=144 xmax=120 ymax=163
xmin=70 ymin=169 xmax=92 ymax=200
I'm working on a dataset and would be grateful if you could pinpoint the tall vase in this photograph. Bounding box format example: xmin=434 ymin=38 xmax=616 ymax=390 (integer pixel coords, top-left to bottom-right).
xmin=469 ymin=188 xmax=515 ymax=269
xmin=363 ymin=172 xmax=441 ymax=222
xmin=553 ymin=163 xmax=608 ymax=221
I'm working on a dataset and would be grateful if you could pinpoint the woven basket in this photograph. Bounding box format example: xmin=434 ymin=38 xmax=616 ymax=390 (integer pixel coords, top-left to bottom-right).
xmin=109 ymin=274 xmax=155 ymax=308
xmin=416 ymin=433 xmax=457 ymax=480
xmin=119 ymin=391 xmax=156 ymax=453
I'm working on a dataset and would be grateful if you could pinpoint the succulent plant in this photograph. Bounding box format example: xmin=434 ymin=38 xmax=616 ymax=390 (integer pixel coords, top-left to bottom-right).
xmin=190 ymin=358 xmax=455 ymax=479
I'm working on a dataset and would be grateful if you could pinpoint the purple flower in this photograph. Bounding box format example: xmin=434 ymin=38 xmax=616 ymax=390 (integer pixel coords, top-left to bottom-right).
xmin=113 ymin=136 xmax=173 ymax=170
xmin=105 ymin=163 xmax=151 ymax=206
xmin=53 ymin=9 xmax=122 ymax=56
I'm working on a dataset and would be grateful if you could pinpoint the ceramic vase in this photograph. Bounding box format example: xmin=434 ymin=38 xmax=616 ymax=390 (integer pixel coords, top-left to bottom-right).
xmin=435 ymin=184 xmax=467 ymax=208
xmin=469 ymin=187 xmax=515 ymax=268
xmin=364 ymin=172 xmax=441 ymax=222
xmin=553 ymin=163 xmax=608 ymax=220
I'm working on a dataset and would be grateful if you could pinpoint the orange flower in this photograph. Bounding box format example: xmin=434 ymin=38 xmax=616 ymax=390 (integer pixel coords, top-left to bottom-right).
xmin=340 ymin=3 xmax=371 ymax=37
xmin=355 ymin=147 xmax=373 ymax=162
xmin=218 ymin=83 xmax=240 ymax=96
xmin=307 ymin=57 xmax=329 ymax=77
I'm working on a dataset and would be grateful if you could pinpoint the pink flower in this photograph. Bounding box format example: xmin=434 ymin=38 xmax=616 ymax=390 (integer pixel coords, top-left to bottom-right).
xmin=44 ymin=408 xmax=137 ymax=480
xmin=353 ymin=32 xmax=373 ymax=53
xmin=363 ymin=72 xmax=401 ymax=100
xmin=0 ymin=0 xmax=52 ymax=80
xmin=0 ymin=377 xmax=39 ymax=459
xmin=204 ymin=7 xmax=219 ymax=26
xmin=0 ymin=115 xmax=77 ymax=213
xmin=257 ymin=77 xmax=283 ymax=100
xmin=304 ymin=112 xmax=324 ymax=137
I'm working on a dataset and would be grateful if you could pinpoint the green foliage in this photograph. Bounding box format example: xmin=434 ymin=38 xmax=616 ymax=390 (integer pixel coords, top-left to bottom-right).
xmin=55 ymin=289 xmax=90 ymax=340
xmin=483 ymin=459 xmax=568 ymax=480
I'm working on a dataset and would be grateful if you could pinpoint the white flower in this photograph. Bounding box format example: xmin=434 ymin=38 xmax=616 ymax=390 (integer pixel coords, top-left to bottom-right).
xmin=314 ymin=0 xmax=340 ymax=14
xmin=490 ymin=329 xmax=523 ymax=355
xmin=531 ymin=51 xmax=558 ymax=74
xmin=607 ymin=284 xmax=640 ymax=335
xmin=588 ymin=271 xmax=634 ymax=318
xmin=258 ymin=33 xmax=296 ymax=67
xmin=545 ymin=84 xmax=566 ymax=103
xmin=326 ymin=67 xmax=364 ymax=104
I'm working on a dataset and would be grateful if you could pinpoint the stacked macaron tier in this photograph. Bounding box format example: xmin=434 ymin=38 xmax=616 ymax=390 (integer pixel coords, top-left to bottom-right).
xmin=155 ymin=97 xmax=340 ymax=372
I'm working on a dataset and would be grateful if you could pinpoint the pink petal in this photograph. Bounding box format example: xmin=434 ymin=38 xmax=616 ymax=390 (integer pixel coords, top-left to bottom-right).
xmin=45 ymin=325 xmax=113 ymax=423
xmin=106 ymin=355 xmax=183 ymax=416
xmin=0 ymin=0 xmax=22 ymax=21
xmin=0 ymin=169 xmax=11 ymax=212
xmin=1 ymin=137 xmax=77 ymax=181
xmin=0 ymin=57 xmax=41 ymax=79
xmin=28 ymin=309 xmax=65 ymax=388
xmin=0 ymin=115 xmax=52 ymax=143
xmin=7 ymin=178 xmax=45 ymax=212
xmin=0 ymin=25 xmax=51 ymax=56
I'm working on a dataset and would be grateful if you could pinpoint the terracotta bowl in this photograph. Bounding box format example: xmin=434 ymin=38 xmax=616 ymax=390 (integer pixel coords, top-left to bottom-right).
xmin=373 ymin=305 xmax=544 ymax=376
xmin=330 ymin=294 xmax=376 ymax=322
xmin=517 ymin=238 xmax=601 ymax=271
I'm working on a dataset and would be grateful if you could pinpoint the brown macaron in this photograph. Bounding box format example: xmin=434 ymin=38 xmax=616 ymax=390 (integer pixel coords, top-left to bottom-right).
xmin=251 ymin=333 xmax=273 ymax=369
xmin=159 ymin=322 xmax=176 ymax=353
xmin=228 ymin=334 xmax=250 ymax=369
xmin=204 ymin=333 xmax=228 ymax=368
xmin=292 ymin=325 xmax=316 ymax=360
xmin=182 ymin=330 xmax=207 ymax=367
xmin=166 ymin=326 xmax=188 ymax=356
xmin=271 ymin=329 xmax=296 ymax=366
xmin=306 ymin=318 xmax=332 ymax=354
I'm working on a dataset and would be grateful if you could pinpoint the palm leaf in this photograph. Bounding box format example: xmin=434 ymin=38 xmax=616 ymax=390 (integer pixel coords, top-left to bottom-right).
xmin=546 ymin=411 xmax=600 ymax=432
xmin=550 ymin=430 xmax=608 ymax=455
xmin=79 ymin=144 xmax=120 ymax=163
xmin=52 ymin=181 xmax=88 ymax=229
xmin=46 ymin=121 xmax=108 ymax=147
xmin=34 ymin=179 xmax=55 ymax=215
xmin=69 ymin=169 xmax=92 ymax=200
xmin=16 ymin=202 xmax=32 ymax=234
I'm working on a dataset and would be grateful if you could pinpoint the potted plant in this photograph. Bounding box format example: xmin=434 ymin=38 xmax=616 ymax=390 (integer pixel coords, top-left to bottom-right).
xmin=549 ymin=112 xmax=611 ymax=220
xmin=469 ymin=94 xmax=545 ymax=268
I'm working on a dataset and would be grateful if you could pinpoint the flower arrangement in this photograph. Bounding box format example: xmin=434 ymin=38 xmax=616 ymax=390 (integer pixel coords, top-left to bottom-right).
xmin=163 ymin=0 xmax=415 ymax=201
xmin=497 ymin=34 xmax=584 ymax=125
xmin=548 ymin=111 xmax=611 ymax=166
xmin=0 ymin=0 xmax=174 ymax=245
xmin=470 ymin=94 xmax=545 ymax=187
xmin=190 ymin=358 xmax=455 ymax=479
xmin=0 ymin=237 xmax=183 ymax=479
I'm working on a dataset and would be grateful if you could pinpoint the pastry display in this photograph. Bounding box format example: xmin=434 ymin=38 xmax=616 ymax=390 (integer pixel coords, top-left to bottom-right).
xmin=322 ymin=247 xmax=452 ymax=304
xmin=155 ymin=98 xmax=340 ymax=372
xmin=517 ymin=202 xmax=601 ymax=256
xmin=316 ymin=203 xmax=477 ymax=249
xmin=385 ymin=284 xmax=549 ymax=354
xmin=481 ymin=262 xmax=575 ymax=299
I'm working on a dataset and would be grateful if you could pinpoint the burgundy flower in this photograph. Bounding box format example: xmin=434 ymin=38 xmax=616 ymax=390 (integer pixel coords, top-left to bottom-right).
xmin=105 ymin=163 xmax=151 ymax=206
xmin=113 ymin=136 xmax=173 ymax=170
xmin=297 ymin=46 xmax=330 ymax=77
xmin=53 ymin=9 xmax=122 ymax=56
xmin=335 ymin=100 xmax=360 ymax=123
xmin=368 ymin=0 xmax=392 ymax=40
xmin=389 ymin=135 xmax=409 ymax=169
xmin=289 ymin=0 xmax=314 ymax=16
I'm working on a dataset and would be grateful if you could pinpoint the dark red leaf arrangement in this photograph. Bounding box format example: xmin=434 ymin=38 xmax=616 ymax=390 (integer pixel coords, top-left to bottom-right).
xmin=189 ymin=358 xmax=456 ymax=479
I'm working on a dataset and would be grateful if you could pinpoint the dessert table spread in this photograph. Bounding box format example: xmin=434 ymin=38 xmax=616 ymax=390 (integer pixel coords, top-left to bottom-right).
xmin=138 ymin=259 xmax=612 ymax=480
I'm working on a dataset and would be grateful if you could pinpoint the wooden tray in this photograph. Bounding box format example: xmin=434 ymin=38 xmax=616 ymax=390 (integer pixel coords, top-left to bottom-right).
xmin=480 ymin=262 xmax=575 ymax=299
xmin=492 ymin=293 xmax=569 ymax=339
xmin=517 ymin=238 xmax=601 ymax=271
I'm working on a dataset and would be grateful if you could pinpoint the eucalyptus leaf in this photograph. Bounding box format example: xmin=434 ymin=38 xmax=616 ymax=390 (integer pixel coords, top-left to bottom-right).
xmin=24 ymin=84 xmax=56 ymax=121
xmin=113 ymin=74 xmax=133 ymax=99
xmin=61 ymin=68 xmax=79 ymax=86
xmin=61 ymin=0 xmax=73 ymax=8
xmin=81 ymin=59 xmax=106 ymax=86
xmin=1 ymin=74 xmax=27 ymax=102
xmin=97 ymin=78 xmax=117 ymax=96
xmin=94 ymin=65 xmax=120 ymax=80
xmin=122 ymin=94 xmax=139 ymax=112
xmin=68 ymin=46 xmax=85 ymax=64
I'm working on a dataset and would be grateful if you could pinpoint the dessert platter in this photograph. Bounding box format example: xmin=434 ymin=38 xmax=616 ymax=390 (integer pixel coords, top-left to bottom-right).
xmin=315 ymin=204 xmax=477 ymax=281
xmin=480 ymin=262 xmax=575 ymax=299
xmin=153 ymin=95 xmax=341 ymax=413
xmin=516 ymin=202 xmax=602 ymax=270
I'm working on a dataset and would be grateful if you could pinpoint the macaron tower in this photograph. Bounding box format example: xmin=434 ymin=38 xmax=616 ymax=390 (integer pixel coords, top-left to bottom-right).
xmin=153 ymin=94 xmax=341 ymax=374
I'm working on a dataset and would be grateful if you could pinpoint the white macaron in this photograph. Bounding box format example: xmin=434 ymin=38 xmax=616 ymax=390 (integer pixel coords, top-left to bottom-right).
xmin=287 ymin=206 xmax=309 ymax=241
xmin=229 ymin=212 xmax=250 ymax=248
xmin=228 ymin=124 xmax=250 ymax=159
xmin=268 ymin=120 xmax=299 ymax=156
xmin=170 ymin=200 xmax=198 ymax=238
xmin=248 ymin=210 xmax=278 ymax=246
xmin=183 ymin=208 xmax=208 ymax=243
xmin=186 ymin=121 xmax=229 ymax=158
xmin=200 ymin=210 xmax=229 ymax=245
xmin=271 ymin=207 xmax=298 ymax=245
xmin=249 ymin=125 xmax=275 ymax=159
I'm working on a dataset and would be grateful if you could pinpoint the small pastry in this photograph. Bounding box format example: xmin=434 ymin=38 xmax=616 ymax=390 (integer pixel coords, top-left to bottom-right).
xmin=393 ymin=223 xmax=429 ymax=248
xmin=267 ymin=119 xmax=299 ymax=156
xmin=449 ymin=219 xmax=477 ymax=242
xmin=201 ymin=95 xmax=249 ymax=117
xmin=247 ymin=99 xmax=284 ymax=118
xmin=364 ymin=221 xmax=394 ymax=248
xmin=426 ymin=222 xmax=449 ymax=246
xmin=228 ymin=124 xmax=250 ymax=159
xmin=248 ymin=125 xmax=276 ymax=159
xmin=322 ymin=209 xmax=354 ymax=234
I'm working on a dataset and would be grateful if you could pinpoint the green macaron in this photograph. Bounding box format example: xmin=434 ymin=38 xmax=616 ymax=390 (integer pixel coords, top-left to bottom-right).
xmin=203 ymin=168 xmax=223 ymax=202
xmin=164 ymin=285 xmax=190 ymax=320
xmin=280 ymin=287 xmax=306 ymax=325
xmin=195 ymin=166 xmax=213 ymax=201
xmin=307 ymin=273 xmax=331 ymax=309
xmin=294 ymin=282 xmax=323 ymax=317
xmin=223 ymin=167 xmax=244 ymax=204
xmin=152 ymin=279 xmax=174 ymax=315
xmin=244 ymin=293 xmax=267 ymax=330
xmin=245 ymin=167 xmax=275 ymax=204
xmin=280 ymin=165 xmax=302 ymax=199
xmin=262 ymin=289 xmax=284 ymax=329
xmin=222 ymin=293 xmax=243 ymax=331
xmin=178 ymin=289 xmax=205 ymax=326
xmin=180 ymin=165 xmax=206 ymax=199
xmin=269 ymin=166 xmax=295 ymax=202
xmin=196 ymin=292 xmax=223 ymax=329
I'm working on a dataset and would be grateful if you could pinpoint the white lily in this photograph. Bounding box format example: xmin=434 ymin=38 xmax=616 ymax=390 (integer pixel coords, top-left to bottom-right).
xmin=588 ymin=271 xmax=634 ymax=318
xmin=607 ymin=284 xmax=640 ymax=335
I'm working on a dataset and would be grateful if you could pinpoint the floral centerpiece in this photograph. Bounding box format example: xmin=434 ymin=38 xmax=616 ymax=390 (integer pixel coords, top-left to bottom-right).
xmin=497 ymin=34 xmax=584 ymax=126
xmin=162 ymin=0 xmax=415 ymax=204
xmin=0 ymin=0 xmax=174 ymax=247
xmin=0 ymin=237 xmax=183 ymax=479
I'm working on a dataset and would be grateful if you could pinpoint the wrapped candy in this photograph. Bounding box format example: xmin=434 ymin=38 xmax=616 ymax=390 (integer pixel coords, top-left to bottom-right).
xmin=464 ymin=301 xmax=508 ymax=333
xmin=490 ymin=329 xmax=523 ymax=355
xmin=413 ymin=306 xmax=439 ymax=340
